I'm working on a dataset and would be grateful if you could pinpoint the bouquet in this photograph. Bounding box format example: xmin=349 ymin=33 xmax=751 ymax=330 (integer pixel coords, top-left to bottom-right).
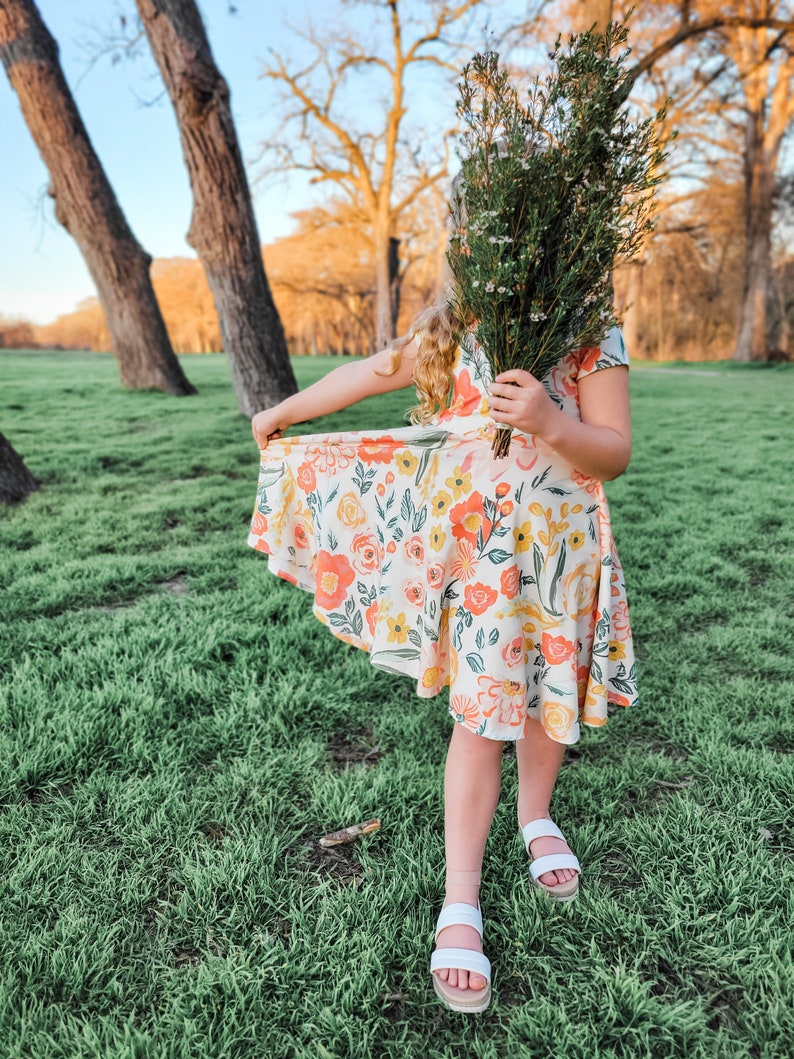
xmin=447 ymin=21 xmax=667 ymax=457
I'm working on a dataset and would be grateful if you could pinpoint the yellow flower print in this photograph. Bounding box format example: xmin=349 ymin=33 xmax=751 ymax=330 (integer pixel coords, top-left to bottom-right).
xmin=568 ymin=529 xmax=586 ymax=551
xmin=445 ymin=466 xmax=472 ymax=499
xmin=387 ymin=613 xmax=410 ymax=644
xmin=513 ymin=522 xmax=534 ymax=552
xmin=542 ymin=701 xmax=576 ymax=741
xmin=337 ymin=491 xmax=366 ymax=528
xmin=395 ymin=450 xmax=419 ymax=476
xmin=429 ymin=524 xmax=447 ymax=552
xmin=608 ymin=640 xmax=626 ymax=660
xmin=421 ymin=666 xmax=440 ymax=689
xmin=431 ymin=490 xmax=453 ymax=516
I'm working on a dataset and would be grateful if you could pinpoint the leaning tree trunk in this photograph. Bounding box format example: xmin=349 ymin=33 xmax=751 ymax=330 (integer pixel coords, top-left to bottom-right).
xmin=0 ymin=0 xmax=195 ymax=396
xmin=0 ymin=432 xmax=39 ymax=504
xmin=134 ymin=0 xmax=297 ymax=417
xmin=734 ymin=107 xmax=775 ymax=362
xmin=572 ymin=0 xmax=613 ymax=33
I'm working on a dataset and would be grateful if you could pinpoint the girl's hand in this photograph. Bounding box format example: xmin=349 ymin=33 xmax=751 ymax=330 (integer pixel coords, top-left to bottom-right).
xmin=251 ymin=406 xmax=291 ymax=449
xmin=489 ymin=369 xmax=558 ymax=437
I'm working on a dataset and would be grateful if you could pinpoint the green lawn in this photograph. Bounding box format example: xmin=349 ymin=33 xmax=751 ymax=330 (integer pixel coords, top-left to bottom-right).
xmin=1 ymin=350 xmax=792 ymax=1059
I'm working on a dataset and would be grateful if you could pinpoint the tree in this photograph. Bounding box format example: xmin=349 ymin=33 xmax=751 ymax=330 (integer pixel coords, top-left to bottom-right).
xmin=0 ymin=0 xmax=196 ymax=395
xmin=0 ymin=432 xmax=39 ymax=504
xmin=571 ymin=0 xmax=614 ymax=33
xmin=263 ymin=0 xmax=492 ymax=351
xmin=133 ymin=0 xmax=298 ymax=417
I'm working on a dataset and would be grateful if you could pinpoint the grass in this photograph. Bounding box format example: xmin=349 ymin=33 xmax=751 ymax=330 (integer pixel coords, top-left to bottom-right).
xmin=1 ymin=349 xmax=793 ymax=1059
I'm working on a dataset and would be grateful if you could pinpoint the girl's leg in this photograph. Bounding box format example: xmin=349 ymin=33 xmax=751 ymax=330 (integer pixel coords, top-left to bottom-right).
xmin=433 ymin=722 xmax=504 ymax=992
xmin=515 ymin=717 xmax=577 ymax=886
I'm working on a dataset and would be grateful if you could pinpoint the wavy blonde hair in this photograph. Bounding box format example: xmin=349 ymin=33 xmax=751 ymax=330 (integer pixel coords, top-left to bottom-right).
xmin=376 ymin=296 xmax=468 ymax=424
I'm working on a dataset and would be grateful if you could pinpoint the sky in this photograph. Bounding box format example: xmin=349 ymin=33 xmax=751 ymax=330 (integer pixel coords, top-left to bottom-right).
xmin=0 ymin=0 xmax=535 ymax=325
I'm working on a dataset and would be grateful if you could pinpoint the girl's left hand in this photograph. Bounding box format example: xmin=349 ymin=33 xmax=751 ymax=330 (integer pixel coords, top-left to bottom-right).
xmin=489 ymin=369 xmax=558 ymax=437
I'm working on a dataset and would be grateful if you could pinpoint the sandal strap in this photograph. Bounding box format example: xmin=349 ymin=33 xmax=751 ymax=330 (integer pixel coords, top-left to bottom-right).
xmin=529 ymin=852 xmax=581 ymax=881
xmin=430 ymin=947 xmax=491 ymax=982
xmin=521 ymin=817 xmax=565 ymax=849
xmin=434 ymin=902 xmax=483 ymax=940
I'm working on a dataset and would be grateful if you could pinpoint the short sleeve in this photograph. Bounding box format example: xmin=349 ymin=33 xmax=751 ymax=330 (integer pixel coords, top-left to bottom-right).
xmin=575 ymin=327 xmax=629 ymax=381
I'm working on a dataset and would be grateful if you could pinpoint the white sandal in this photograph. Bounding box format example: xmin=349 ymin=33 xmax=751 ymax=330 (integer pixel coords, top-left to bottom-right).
xmin=429 ymin=902 xmax=492 ymax=1013
xmin=521 ymin=817 xmax=580 ymax=901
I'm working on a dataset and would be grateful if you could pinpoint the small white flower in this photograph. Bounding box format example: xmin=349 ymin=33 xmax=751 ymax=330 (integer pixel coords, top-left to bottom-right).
xmin=485 ymin=281 xmax=495 ymax=292
xmin=472 ymin=280 xmax=480 ymax=287
xmin=529 ymin=312 xmax=547 ymax=322
xmin=497 ymin=286 xmax=506 ymax=293
xmin=488 ymin=236 xmax=498 ymax=243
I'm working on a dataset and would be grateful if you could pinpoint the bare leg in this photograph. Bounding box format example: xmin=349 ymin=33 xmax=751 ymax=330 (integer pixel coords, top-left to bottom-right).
xmin=515 ymin=717 xmax=577 ymax=886
xmin=433 ymin=723 xmax=504 ymax=993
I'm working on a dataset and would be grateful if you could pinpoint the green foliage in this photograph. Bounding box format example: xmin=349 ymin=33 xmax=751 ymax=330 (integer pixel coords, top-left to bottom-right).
xmin=0 ymin=351 xmax=793 ymax=1057
xmin=449 ymin=21 xmax=667 ymax=379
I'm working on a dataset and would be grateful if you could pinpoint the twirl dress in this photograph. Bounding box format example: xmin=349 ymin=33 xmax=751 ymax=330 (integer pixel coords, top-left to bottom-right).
xmin=247 ymin=328 xmax=637 ymax=744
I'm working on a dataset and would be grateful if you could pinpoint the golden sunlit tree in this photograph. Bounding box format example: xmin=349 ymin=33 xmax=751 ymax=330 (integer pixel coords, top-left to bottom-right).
xmin=262 ymin=0 xmax=519 ymax=351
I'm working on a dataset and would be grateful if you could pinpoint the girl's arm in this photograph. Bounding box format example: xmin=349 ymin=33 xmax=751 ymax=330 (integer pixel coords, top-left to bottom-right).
xmin=488 ymin=365 xmax=631 ymax=481
xmin=252 ymin=340 xmax=418 ymax=449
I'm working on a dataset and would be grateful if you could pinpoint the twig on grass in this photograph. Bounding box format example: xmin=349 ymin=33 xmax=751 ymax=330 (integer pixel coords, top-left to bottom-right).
xmin=319 ymin=817 xmax=381 ymax=848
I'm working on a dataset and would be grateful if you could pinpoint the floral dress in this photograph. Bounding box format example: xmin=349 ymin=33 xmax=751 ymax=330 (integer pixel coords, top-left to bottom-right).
xmin=247 ymin=328 xmax=637 ymax=745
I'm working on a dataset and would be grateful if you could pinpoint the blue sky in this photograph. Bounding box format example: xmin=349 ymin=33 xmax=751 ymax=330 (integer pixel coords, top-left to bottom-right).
xmin=0 ymin=0 xmax=534 ymax=324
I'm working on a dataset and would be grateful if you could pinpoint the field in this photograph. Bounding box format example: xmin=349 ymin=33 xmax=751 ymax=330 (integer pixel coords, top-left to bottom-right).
xmin=1 ymin=350 xmax=793 ymax=1059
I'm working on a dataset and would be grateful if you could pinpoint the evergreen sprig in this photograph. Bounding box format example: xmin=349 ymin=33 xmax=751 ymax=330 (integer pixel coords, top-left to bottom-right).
xmin=447 ymin=21 xmax=667 ymax=455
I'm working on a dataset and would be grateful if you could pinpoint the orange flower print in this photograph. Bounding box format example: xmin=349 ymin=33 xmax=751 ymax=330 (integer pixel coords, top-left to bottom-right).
xmin=365 ymin=599 xmax=379 ymax=636
xmin=385 ymin=471 xmax=395 ymax=484
xmin=450 ymin=540 xmax=479 ymax=583
xmin=431 ymin=490 xmax=453 ymax=517
xmin=296 ymin=462 xmax=316 ymax=494
xmin=445 ymin=465 xmax=472 ymax=499
xmin=608 ymin=640 xmax=626 ymax=660
xmin=495 ymin=481 xmax=511 ymax=498
xmin=513 ymin=522 xmax=533 ymax=552
xmin=541 ymin=633 xmax=576 ymax=666
xmin=611 ymin=569 xmax=622 ymax=597
xmin=387 ymin=613 xmax=410 ymax=644
xmin=386 ymin=541 xmax=397 ymax=554
xmin=571 ymin=468 xmax=600 ymax=495
xmin=450 ymin=694 xmax=480 ymax=728
xmin=542 ymin=700 xmax=576 ymax=741
xmin=576 ymin=663 xmax=590 ymax=708
xmin=500 ymin=564 xmax=520 ymax=600
xmin=377 ymin=483 xmax=386 ymax=496
xmin=437 ymin=369 xmax=481 ymax=422
xmin=358 ymin=437 xmax=394 ymax=464
xmin=477 ymin=674 xmax=526 ymax=726
xmin=251 ymin=510 xmax=268 ymax=535
xmin=576 ymin=346 xmax=602 ymax=376
xmin=394 ymin=450 xmax=419 ymax=476
xmin=293 ymin=521 xmax=310 ymax=549
xmin=448 ymin=643 xmax=459 ymax=683
xmin=404 ymin=535 xmax=424 ymax=563
xmin=337 ymin=491 xmax=366 ymax=528
xmin=464 ymin=582 xmax=498 ymax=616
xmin=315 ymin=550 xmax=355 ymax=610
xmin=427 ymin=563 xmax=445 ymax=588
xmin=422 ymin=666 xmax=441 ymax=689
xmin=450 ymin=492 xmax=492 ymax=547
xmin=404 ymin=580 xmax=425 ymax=606
xmin=612 ymin=599 xmax=631 ymax=639
xmin=305 ymin=443 xmax=356 ymax=473
xmin=563 ymin=563 xmax=598 ymax=620
xmin=500 ymin=500 xmax=514 ymax=516
xmin=351 ymin=533 xmax=379 ymax=574
xmin=501 ymin=636 xmax=525 ymax=668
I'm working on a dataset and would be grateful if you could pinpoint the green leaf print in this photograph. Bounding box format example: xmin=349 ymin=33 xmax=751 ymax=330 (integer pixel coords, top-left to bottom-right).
xmin=372 ymin=648 xmax=421 ymax=663
xmin=475 ymin=627 xmax=485 ymax=650
xmin=488 ymin=628 xmax=500 ymax=646
xmin=548 ymin=539 xmax=567 ymax=614
xmin=414 ymin=431 xmax=449 ymax=485
xmin=400 ymin=489 xmax=414 ymax=523
xmin=486 ymin=548 xmax=512 ymax=565
xmin=466 ymin=652 xmax=486 ymax=674
xmin=412 ymin=507 xmax=427 ymax=532
xmin=257 ymin=467 xmax=284 ymax=489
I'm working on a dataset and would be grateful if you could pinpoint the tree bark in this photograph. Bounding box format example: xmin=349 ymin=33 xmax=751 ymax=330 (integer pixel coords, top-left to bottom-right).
xmin=572 ymin=0 xmax=613 ymax=34
xmin=0 ymin=432 xmax=39 ymax=504
xmin=0 ymin=0 xmax=195 ymax=396
xmin=134 ymin=0 xmax=297 ymax=417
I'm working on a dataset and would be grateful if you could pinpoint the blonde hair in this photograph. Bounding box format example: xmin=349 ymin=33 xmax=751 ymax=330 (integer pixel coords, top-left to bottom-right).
xmin=377 ymin=296 xmax=467 ymax=424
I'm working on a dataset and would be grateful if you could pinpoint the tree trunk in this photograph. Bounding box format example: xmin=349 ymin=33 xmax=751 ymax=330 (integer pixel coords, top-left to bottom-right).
xmin=0 ymin=432 xmax=39 ymax=504
xmin=734 ymin=107 xmax=775 ymax=362
xmin=374 ymin=221 xmax=392 ymax=351
xmin=572 ymin=0 xmax=613 ymax=33
xmin=0 ymin=0 xmax=195 ymax=396
xmin=134 ymin=0 xmax=297 ymax=417
xmin=388 ymin=235 xmax=401 ymax=339
xmin=620 ymin=258 xmax=643 ymax=357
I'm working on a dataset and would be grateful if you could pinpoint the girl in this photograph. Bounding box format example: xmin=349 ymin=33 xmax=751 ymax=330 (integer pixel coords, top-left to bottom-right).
xmin=249 ymin=301 xmax=636 ymax=1014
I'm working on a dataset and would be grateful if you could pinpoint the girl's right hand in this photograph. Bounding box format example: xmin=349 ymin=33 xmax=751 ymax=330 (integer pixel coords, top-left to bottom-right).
xmin=251 ymin=406 xmax=291 ymax=449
